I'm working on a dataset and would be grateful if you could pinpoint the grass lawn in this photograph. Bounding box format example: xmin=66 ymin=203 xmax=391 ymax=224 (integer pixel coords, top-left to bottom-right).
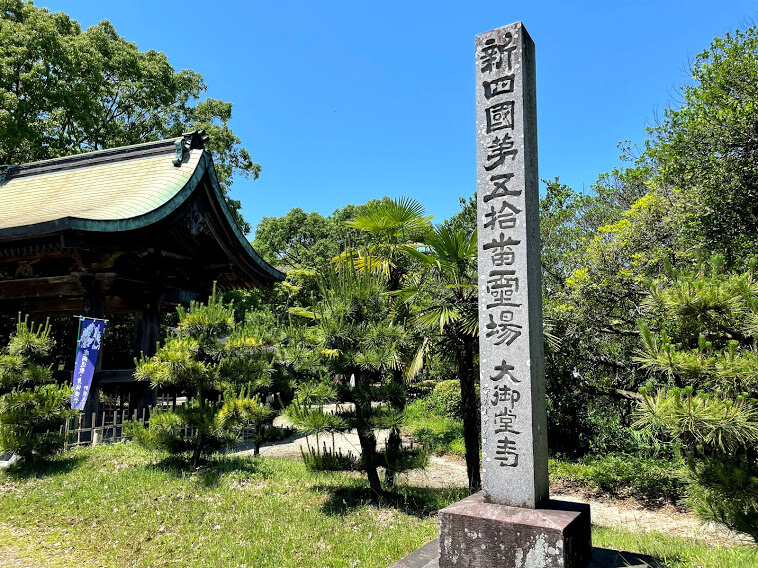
xmin=0 ymin=443 xmax=755 ymax=568
xmin=0 ymin=443 xmax=459 ymax=568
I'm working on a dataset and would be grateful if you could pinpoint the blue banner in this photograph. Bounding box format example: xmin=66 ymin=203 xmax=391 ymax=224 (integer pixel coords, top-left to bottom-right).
xmin=71 ymin=318 xmax=105 ymax=411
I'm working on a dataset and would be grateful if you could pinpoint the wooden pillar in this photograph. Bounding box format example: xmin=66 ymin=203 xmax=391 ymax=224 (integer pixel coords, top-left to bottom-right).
xmin=132 ymin=302 xmax=160 ymax=415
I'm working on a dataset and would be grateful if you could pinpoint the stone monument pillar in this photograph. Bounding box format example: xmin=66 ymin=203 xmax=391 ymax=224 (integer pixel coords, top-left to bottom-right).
xmin=475 ymin=18 xmax=548 ymax=510
xmin=437 ymin=21 xmax=592 ymax=568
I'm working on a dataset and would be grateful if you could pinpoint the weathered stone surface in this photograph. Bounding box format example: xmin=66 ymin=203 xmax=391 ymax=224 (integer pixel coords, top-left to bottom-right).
xmin=389 ymin=539 xmax=655 ymax=568
xmin=414 ymin=21 xmax=597 ymax=568
xmin=389 ymin=539 xmax=440 ymax=568
xmin=476 ymin=21 xmax=549 ymax=508
xmin=438 ymin=493 xmax=591 ymax=568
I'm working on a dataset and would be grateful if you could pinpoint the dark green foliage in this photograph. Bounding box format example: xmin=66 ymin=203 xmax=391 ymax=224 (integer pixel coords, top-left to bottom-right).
xmin=0 ymin=316 xmax=75 ymax=459
xmin=648 ymin=27 xmax=758 ymax=262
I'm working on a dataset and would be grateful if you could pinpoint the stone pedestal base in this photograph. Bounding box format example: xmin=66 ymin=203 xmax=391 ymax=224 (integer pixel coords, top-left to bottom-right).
xmin=438 ymin=492 xmax=592 ymax=568
xmin=388 ymin=540 xmax=654 ymax=568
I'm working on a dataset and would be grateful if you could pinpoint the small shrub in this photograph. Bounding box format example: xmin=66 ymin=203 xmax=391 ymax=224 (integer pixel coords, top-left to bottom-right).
xmin=404 ymin=399 xmax=466 ymax=457
xmin=301 ymin=444 xmax=360 ymax=472
xmin=426 ymin=380 xmax=462 ymax=419
xmin=263 ymin=425 xmax=295 ymax=443
xmin=0 ymin=317 xmax=75 ymax=459
xmin=378 ymin=444 xmax=429 ymax=473
xmin=549 ymin=454 xmax=687 ymax=503
xmin=133 ymin=287 xmax=286 ymax=465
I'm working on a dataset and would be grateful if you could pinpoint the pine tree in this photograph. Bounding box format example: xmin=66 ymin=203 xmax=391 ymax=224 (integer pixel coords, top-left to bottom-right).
xmin=0 ymin=316 xmax=75 ymax=459
xmin=635 ymin=257 xmax=758 ymax=540
xmin=283 ymin=266 xmax=425 ymax=499
xmin=130 ymin=287 xmax=283 ymax=465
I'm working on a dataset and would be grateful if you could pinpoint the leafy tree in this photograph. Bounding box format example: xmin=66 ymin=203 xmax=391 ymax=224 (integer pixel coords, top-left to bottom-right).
xmin=635 ymin=258 xmax=758 ymax=540
xmin=538 ymin=167 xmax=686 ymax=454
xmin=0 ymin=316 xmax=75 ymax=459
xmin=132 ymin=288 xmax=281 ymax=465
xmin=551 ymin=190 xmax=677 ymax=380
xmin=253 ymin=205 xmax=371 ymax=271
xmin=0 ymin=0 xmax=258 ymax=231
xmin=647 ymin=26 xmax=758 ymax=264
xmin=541 ymin=24 xmax=758 ymax=456
xmin=443 ymin=194 xmax=476 ymax=236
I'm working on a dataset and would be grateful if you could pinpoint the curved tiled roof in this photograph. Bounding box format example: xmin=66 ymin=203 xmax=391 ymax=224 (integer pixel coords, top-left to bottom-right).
xmin=0 ymin=144 xmax=202 ymax=230
xmin=0 ymin=133 xmax=284 ymax=283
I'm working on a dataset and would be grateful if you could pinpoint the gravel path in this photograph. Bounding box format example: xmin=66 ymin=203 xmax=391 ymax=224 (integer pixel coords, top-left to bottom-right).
xmin=235 ymin=417 xmax=753 ymax=547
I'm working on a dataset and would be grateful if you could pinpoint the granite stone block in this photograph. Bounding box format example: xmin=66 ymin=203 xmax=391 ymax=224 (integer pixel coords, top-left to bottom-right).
xmin=476 ymin=20 xmax=549 ymax=509
xmin=438 ymin=493 xmax=591 ymax=568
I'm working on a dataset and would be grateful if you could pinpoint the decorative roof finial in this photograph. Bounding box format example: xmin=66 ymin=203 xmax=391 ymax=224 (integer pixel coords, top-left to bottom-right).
xmin=0 ymin=165 xmax=15 ymax=183
xmin=172 ymin=130 xmax=210 ymax=166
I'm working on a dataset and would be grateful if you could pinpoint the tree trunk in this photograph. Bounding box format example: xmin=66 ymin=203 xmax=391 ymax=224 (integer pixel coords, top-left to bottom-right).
xmin=456 ymin=336 xmax=481 ymax=492
xmin=191 ymin=391 xmax=206 ymax=467
xmin=350 ymin=374 xmax=384 ymax=499
xmin=357 ymin=427 xmax=384 ymax=500
xmin=384 ymin=428 xmax=402 ymax=486
xmin=384 ymin=368 xmax=405 ymax=486
xmin=191 ymin=442 xmax=203 ymax=467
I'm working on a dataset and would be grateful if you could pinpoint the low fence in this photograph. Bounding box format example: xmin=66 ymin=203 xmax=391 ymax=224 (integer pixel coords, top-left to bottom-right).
xmin=65 ymin=407 xmax=150 ymax=449
xmin=64 ymin=404 xmax=260 ymax=449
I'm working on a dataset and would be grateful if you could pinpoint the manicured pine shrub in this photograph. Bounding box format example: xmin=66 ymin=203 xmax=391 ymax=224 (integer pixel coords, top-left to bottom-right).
xmin=0 ymin=316 xmax=75 ymax=459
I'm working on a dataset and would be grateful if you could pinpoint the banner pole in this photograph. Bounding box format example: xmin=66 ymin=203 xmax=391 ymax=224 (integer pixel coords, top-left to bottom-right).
xmin=74 ymin=317 xmax=82 ymax=359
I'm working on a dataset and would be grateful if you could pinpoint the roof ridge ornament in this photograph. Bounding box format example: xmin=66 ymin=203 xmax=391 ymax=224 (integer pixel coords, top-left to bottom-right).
xmin=172 ymin=130 xmax=210 ymax=167
xmin=0 ymin=165 xmax=15 ymax=183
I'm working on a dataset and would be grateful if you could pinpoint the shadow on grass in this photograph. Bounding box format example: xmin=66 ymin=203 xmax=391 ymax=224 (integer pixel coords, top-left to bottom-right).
xmin=2 ymin=454 xmax=86 ymax=480
xmin=591 ymin=546 xmax=664 ymax=567
xmin=146 ymin=454 xmax=272 ymax=487
xmin=313 ymin=483 xmax=469 ymax=518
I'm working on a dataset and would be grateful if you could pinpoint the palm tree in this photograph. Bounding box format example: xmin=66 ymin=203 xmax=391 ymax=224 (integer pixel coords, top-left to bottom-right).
xmin=402 ymin=225 xmax=481 ymax=491
xmin=340 ymin=197 xmax=433 ymax=289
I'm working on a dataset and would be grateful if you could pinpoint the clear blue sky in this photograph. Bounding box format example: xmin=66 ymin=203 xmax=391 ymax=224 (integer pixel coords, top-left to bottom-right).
xmin=39 ymin=1 xmax=758 ymax=236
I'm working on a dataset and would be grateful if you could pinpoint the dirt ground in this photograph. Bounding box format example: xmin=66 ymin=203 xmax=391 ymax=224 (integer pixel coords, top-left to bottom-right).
xmin=235 ymin=418 xmax=753 ymax=547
